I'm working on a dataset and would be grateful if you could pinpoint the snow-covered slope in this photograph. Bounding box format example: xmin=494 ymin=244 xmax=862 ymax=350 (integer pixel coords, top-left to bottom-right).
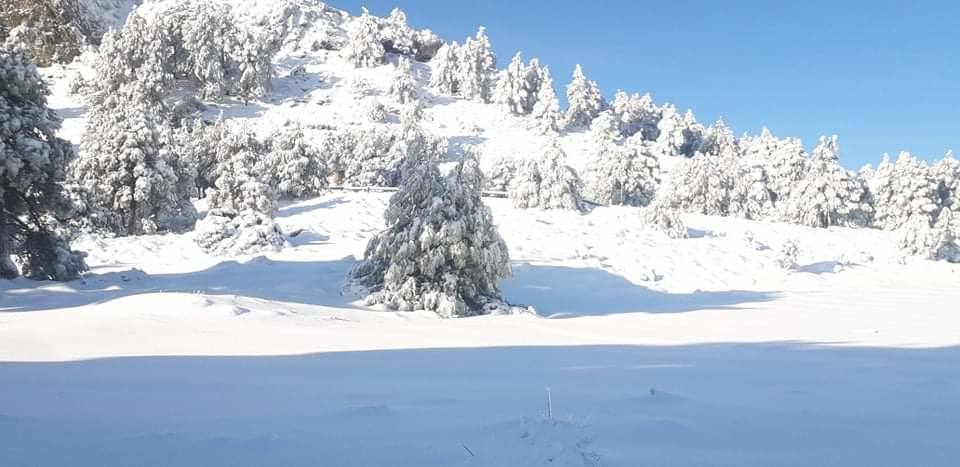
xmin=2 ymin=192 xmax=960 ymax=466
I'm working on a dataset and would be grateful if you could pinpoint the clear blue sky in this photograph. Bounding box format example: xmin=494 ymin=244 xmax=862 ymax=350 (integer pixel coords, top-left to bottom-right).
xmin=337 ymin=0 xmax=958 ymax=169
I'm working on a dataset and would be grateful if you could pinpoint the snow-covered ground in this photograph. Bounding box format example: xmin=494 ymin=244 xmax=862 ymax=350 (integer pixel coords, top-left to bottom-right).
xmin=3 ymin=192 xmax=960 ymax=466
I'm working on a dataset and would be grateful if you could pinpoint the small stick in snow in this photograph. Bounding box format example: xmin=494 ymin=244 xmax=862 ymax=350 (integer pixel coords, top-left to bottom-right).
xmin=462 ymin=444 xmax=475 ymax=457
xmin=546 ymin=386 xmax=553 ymax=420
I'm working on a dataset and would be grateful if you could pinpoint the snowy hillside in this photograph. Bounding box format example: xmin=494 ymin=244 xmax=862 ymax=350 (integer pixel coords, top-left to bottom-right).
xmin=2 ymin=0 xmax=960 ymax=466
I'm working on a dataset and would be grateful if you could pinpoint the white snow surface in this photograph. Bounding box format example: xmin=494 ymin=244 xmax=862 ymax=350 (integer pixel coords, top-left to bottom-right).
xmin=4 ymin=5 xmax=960 ymax=465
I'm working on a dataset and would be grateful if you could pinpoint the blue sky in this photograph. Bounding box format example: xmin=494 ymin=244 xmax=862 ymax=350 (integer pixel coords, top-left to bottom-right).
xmin=337 ymin=0 xmax=958 ymax=169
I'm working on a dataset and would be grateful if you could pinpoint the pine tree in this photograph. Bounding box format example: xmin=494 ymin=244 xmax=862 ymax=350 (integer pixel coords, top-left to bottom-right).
xmin=565 ymin=64 xmax=604 ymax=128
xmin=260 ymin=123 xmax=327 ymax=199
xmin=585 ymin=142 xmax=659 ymax=207
xmin=234 ymin=30 xmax=273 ymax=103
xmin=351 ymin=155 xmax=512 ymax=317
xmin=871 ymin=152 xmax=939 ymax=230
xmin=510 ymin=141 xmax=585 ymax=211
xmin=933 ymin=150 xmax=960 ymax=212
xmin=72 ymin=85 xmax=193 ymax=236
xmin=458 ymin=27 xmax=496 ymax=102
xmin=493 ymin=52 xmax=529 ymax=115
xmin=530 ymin=66 xmax=562 ymax=133
xmin=429 ymin=41 xmax=460 ymax=95
xmin=780 ymin=135 xmax=871 ymax=228
xmin=609 ymin=91 xmax=660 ymax=140
xmin=662 ymin=152 xmax=736 ymax=216
xmin=1 ymin=49 xmax=86 ymax=280
xmin=342 ymin=7 xmax=384 ymax=68
xmin=389 ymin=56 xmax=418 ymax=104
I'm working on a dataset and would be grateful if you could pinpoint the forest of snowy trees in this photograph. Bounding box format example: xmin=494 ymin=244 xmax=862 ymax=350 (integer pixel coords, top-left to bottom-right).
xmin=2 ymin=0 xmax=959 ymax=314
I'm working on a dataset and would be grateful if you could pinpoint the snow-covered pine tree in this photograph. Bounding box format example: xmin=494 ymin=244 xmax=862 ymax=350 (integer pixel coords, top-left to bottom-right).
xmin=180 ymin=1 xmax=239 ymax=100
xmin=661 ymin=152 xmax=736 ymax=216
xmin=389 ymin=56 xmax=418 ymax=104
xmin=381 ymin=8 xmax=416 ymax=56
xmin=72 ymin=84 xmax=194 ymax=236
xmin=779 ymin=135 xmax=871 ymax=228
xmin=585 ymin=141 xmax=659 ymax=207
xmin=564 ymin=64 xmax=604 ymax=128
xmin=429 ymin=41 xmax=460 ymax=95
xmin=529 ymin=65 xmax=562 ymax=133
xmin=458 ymin=26 xmax=496 ymax=102
xmin=342 ymin=7 xmax=384 ymax=68
xmin=351 ymin=154 xmax=512 ymax=317
xmin=871 ymin=152 xmax=940 ymax=230
xmin=510 ymin=141 xmax=585 ymax=211
xmin=234 ymin=29 xmax=274 ymax=104
xmin=653 ymin=106 xmax=703 ymax=158
xmin=933 ymin=150 xmax=960 ymax=212
xmin=483 ymin=157 xmax=519 ymax=192
xmin=1 ymin=49 xmax=86 ymax=280
xmin=609 ymin=91 xmax=661 ymax=140
xmin=260 ymin=123 xmax=327 ymax=199
xmin=195 ymin=133 xmax=284 ymax=255
xmin=743 ymin=128 xmax=807 ymax=209
xmin=589 ymin=111 xmax=621 ymax=145
xmin=493 ymin=52 xmax=530 ymax=115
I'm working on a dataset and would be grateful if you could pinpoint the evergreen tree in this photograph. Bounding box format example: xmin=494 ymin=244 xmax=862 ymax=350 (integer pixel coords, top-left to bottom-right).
xmin=342 ymin=7 xmax=384 ymax=68
xmin=234 ymin=29 xmax=274 ymax=103
xmin=933 ymin=150 xmax=960 ymax=212
xmin=871 ymin=152 xmax=939 ymax=230
xmin=493 ymin=52 xmax=530 ymax=115
xmin=458 ymin=27 xmax=496 ymax=102
xmin=389 ymin=56 xmax=418 ymax=104
xmin=565 ymin=64 xmax=604 ymax=128
xmin=780 ymin=135 xmax=871 ymax=228
xmin=585 ymin=142 xmax=659 ymax=207
xmin=72 ymin=85 xmax=194 ymax=236
xmin=662 ymin=152 xmax=736 ymax=216
xmin=1 ymin=49 xmax=86 ymax=280
xmin=351 ymin=155 xmax=512 ymax=317
xmin=260 ymin=123 xmax=327 ymax=199
xmin=529 ymin=66 xmax=562 ymax=133
xmin=429 ymin=41 xmax=460 ymax=95
xmin=609 ymin=91 xmax=660 ymax=140
xmin=510 ymin=141 xmax=585 ymax=211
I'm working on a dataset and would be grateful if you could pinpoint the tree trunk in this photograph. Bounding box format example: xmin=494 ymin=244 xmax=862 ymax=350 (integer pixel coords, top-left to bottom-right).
xmin=0 ymin=198 xmax=19 ymax=279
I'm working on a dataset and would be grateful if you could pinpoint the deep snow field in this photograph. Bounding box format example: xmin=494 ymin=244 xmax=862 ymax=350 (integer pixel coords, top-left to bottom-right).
xmin=3 ymin=2 xmax=960 ymax=465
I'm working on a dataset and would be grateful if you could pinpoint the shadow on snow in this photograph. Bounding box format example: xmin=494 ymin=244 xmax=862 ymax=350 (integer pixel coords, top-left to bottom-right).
xmin=503 ymin=264 xmax=777 ymax=318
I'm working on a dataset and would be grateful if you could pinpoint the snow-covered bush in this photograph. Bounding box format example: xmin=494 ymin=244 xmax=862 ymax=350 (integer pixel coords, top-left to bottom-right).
xmin=1 ymin=49 xmax=86 ymax=280
xmin=641 ymin=203 xmax=688 ymax=239
xmin=195 ymin=138 xmax=285 ymax=255
xmin=341 ymin=8 xmax=384 ymax=68
xmin=72 ymin=85 xmax=196 ymax=236
xmin=779 ymin=136 xmax=872 ymax=228
xmin=584 ymin=142 xmax=659 ymax=207
xmin=366 ymin=98 xmax=388 ymax=123
xmin=510 ymin=142 xmax=586 ymax=211
xmin=194 ymin=208 xmax=285 ymax=256
xmin=776 ymin=240 xmax=800 ymax=270
xmin=565 ymin=64 xmax=604 ymax=128
xmin=351 ymin=156 xmax=513 ymax=318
